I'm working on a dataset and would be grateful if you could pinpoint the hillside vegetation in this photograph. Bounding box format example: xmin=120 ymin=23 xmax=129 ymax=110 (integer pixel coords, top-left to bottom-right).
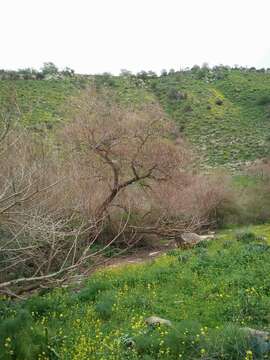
xmin=2 ymin=67 xmax=270 ymax=360
xmin=1 ymin=68 xmax=270 ymax=166
xmin=150 ymin=70 xmax=270 ymax=166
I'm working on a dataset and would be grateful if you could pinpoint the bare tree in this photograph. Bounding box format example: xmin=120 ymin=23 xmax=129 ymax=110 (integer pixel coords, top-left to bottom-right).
xmin=62 ymin=86 xmax=191 ymax=222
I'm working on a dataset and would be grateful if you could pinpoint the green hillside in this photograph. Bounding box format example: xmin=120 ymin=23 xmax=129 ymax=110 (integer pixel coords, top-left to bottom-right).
xmin=0 ymin=79 xmax=78 ymax=127
xmin=1 ymin=69 xmax=270 ymax=166
xmin=149 ymin=70 xmax=270 ymax=166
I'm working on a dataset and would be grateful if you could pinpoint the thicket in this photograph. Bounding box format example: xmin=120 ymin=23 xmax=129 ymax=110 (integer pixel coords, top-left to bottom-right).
xmin=0 ymin=86 xmax=232 ymax=296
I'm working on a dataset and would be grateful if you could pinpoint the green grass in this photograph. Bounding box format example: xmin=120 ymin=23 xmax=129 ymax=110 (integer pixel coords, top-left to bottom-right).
xmin=2 ymin=225 xmax=270 ymax=359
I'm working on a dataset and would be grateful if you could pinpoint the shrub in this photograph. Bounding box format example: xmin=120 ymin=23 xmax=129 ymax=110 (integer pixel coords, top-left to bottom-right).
xmin=215 ymin=98 xmax=223 ymax=106
xmin=164 ymin=320 xmax=201 ymax=356
xmin=245 ymin=243 xmax=269 ymax=254
xmin=167 ymin=88 xmax=187 ymax=101
xmin=95 ymin=291 xmax=116 ymax=320
xmin=236 ymin=230 xmax=257 ymax=243
xmin=41 ymin=62 xmax=59 ymax=76
xmin=175 ymin=171 xmax=238 ymax=228
xmin=203 ymin=325 xmax=250 ymax=360
xmin=134 ymin=329 xmax=161 ymax=356
xmin=76 ymin=281 xmax=111 ymax=302
xmin=257 ymin=95 xmax=270 ymax=105
xmin=0 ymin=310 xmax=48 ymax=360
xmin=24 ymin=296 xmax=64 ymax=319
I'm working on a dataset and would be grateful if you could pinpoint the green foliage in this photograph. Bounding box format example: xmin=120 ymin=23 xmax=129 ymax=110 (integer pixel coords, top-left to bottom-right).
xmin=203 ymin=324 xmax=250 ymax=359
xmin=76 ymin=280 xmax=111 ymax=302
xmin=23 ymin=294 xmax=65 ymax=319
xmin=94 ymin=291 xmax=116 ymax=320
xmin=164 ymin=320 xmax=202 ymax=357
xmin=134 ymin=329 xmax=162 ymax=356
xmin=257 ymin=94 xmax=270 ymax=106
xmin=41 ymin=62 xmax=59 ymax=76
xmin=236 ymin=229 xmax=258 ymax=243
xmin=0 ymin=310 xmax=48 ymax=360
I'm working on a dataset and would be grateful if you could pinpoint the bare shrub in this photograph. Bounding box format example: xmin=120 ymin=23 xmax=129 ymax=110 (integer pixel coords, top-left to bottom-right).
xmin=0 ymin=119 xmax=113 ymax=293
xmin=131 ymin=171 xmax=235 ymax=241
xmin=246 ymin=159 xmax=270 ymax=180
xmin=235 ymin=161 xmax=270 ymax=224
xmin=179 ymin=172 xmax=236 ymax=226
xmin=61 ymin=86 xmax=233 ymax=245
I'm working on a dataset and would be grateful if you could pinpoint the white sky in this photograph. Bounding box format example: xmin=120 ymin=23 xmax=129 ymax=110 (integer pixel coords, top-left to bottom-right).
xmin=1 ymin=0 xmax=270 ymax=74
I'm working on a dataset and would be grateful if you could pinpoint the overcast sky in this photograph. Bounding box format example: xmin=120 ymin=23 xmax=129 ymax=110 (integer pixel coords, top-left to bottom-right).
xmin=1 ymin=0 xmax=270 ymax=74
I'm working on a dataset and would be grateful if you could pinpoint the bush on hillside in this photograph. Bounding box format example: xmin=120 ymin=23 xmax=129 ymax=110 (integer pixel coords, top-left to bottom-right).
xmin=257 ymin=95 xmax=270 ymax=106
xmin=215 ymin=98 xmax=223 ymax=106
xmin=167 ymin=87 xmax=187 ymax=101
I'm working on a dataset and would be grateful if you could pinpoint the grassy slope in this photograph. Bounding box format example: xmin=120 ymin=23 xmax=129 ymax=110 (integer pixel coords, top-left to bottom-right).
xmin=0 ymin=77 xmax=153 ymax=128
xmin=150 ymin=71 xmax=270 ymax=166
xmin=0 ymin=80 xmax=78 ymax=127
xmin=1 ymin=71 xmax=270 ymax=166
xmin=1 ymin=225 xmax=270 ymax=359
